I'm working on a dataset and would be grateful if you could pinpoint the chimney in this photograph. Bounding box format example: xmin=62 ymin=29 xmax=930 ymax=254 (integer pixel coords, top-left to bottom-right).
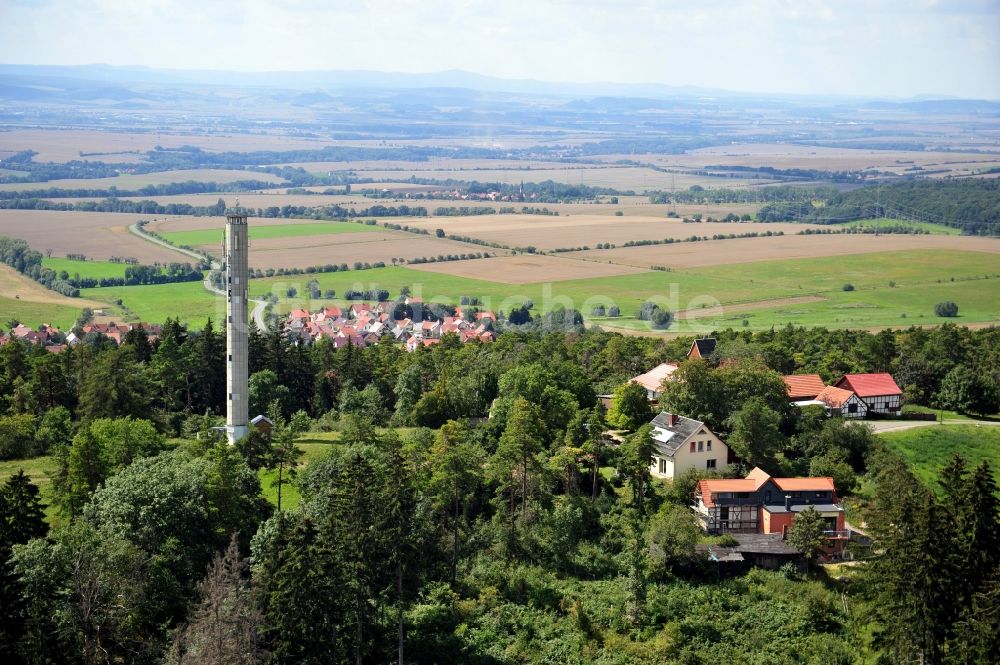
xmin=784 ymin=495 xmax=791 ymax=510
xmin=668 ymin=413 xmax=677 ymax=426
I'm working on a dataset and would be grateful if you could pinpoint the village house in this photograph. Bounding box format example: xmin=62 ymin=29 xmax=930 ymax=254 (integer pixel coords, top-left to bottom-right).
xmin=631 ymin=362 xmax=679 ymax=401
xmin=810 ymin=386 xmax=869 ymax=419
xmin=835 ymin=373 xmax=903 ymax=415
xmin=648 ymin=411 xmax=732 ymax=480
xmin=282 ymin=304 xmax=497 ymax=352
xmin=782 ymin=374 xmax=826 ymax=402
xmin=693 ymin=467 xmax=848 ymax=557
xmin=686 ymin=337 xmax=717 ymax=360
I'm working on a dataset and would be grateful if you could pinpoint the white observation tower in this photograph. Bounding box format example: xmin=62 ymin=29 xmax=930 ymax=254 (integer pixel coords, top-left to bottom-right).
xmin=224 ymin=203 xmax=249 ymax=443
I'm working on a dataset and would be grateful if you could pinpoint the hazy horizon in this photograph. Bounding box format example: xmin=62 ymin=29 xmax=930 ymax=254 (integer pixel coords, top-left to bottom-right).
xmin=2 ymin=1 xmax=998 ymax=100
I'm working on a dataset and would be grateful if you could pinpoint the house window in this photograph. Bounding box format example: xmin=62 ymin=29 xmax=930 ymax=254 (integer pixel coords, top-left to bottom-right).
xmin=697 ymin=441 xmax=704 ymax=452
xmin=707 ymin=441 xmax=712 ymax=451
xmin=658 ymin=458 xmax=667 ymax=474
xmin=690 ymin=441 xmax=696 ymax=452
xmin=706 ymin=459 xmax=716 ymax=469
xmin=765 ymin=490 xmax=772 ymax=502
xmin=815 ymin=492 xmax=825 ymax=498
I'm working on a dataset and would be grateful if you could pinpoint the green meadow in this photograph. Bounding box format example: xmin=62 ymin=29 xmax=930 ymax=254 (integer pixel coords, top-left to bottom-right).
xmin=41 ymin=257 xmax=128 ymax=280
xmin=161 ymin=221 xmax=377 ymax=247
xmin=0 ymin=296 xmax=85 ymax=330
xmin=834 ymin=218 xmax=961 ymax=236
xmin=37 ymin=247 xmax=998 ymax=332
xmin=80 ymin=281 xmax=223 ymax=325
xmin=880 ymin=425 xmax=1000 ymax=492
xmin=0 ymin=454 xmax=63 ymax=525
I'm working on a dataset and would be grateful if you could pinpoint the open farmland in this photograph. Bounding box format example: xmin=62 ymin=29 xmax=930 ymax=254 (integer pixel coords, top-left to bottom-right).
xmin=242 ymin=247 xmax=1000 ymax=334
xmin=79 ymin=281 xmax=223 ymax=326
xmin=0 ymin=129 xmax=343 ymax=163
xmin=605 ymin=143 xmax=1000 ymax=178
xmin=0 ymin=169 xmax=285 ymax=192
xmin=0 ymin=264 xmax=108 ymax=328
xmin=41 ymin=257 xmax=128 ymax=279
xmin=0 ymin=210 xmax=190 ymax=263
xmin=571 ymin=232 xmax=1000 ymax=269
xmin=410 ymin=253 xmax=647 ymax=283
xmin=44 ymin=192 xmax=362 ymax=208
xmin=349 ymin=166 xmax=765 ymax=191
xmin=404 ymin=214 xmax=824 ymax=250
xmin=158 ymin=221 xmax=378 ymax=247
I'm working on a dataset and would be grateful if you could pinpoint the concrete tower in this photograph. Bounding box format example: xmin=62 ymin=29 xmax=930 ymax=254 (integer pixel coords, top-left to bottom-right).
xmin=224 ymin=205 xmax=249 ymax=444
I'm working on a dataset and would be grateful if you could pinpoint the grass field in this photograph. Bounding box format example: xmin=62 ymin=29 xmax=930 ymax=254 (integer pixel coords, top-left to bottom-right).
xmin=835 ymin=218 xmax=961 ymax=236
xmin=41 ymin=257 xmax=128 ymax=279
xmin=880 ymin=425 xmax=1000 ymax=491
xmin=248 ymin=248 xmax=1000 ymax=333
xmin=160 ymin=221 xmax=378 ymax=247
xmin=80 ymin=281 xmax=223 ymax=325
xmin=0 ymin=455 xmax=62 ymax=525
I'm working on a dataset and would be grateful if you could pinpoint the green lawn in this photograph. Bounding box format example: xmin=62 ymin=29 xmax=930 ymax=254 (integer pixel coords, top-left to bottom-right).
xmin=161 ymin=221 xmax=377 ymax=247
xmin=0 ymin=455 xmax=63 ymax=525
xmin=0 ymin=296 xmax=86 ymax=329
xmin=41 ymin=257 xmax=128 ymax=280
xmin=879 ymin=425 xmax=1000 ymax=492
xmin=834 ymin=218 xmax=961 ymax=236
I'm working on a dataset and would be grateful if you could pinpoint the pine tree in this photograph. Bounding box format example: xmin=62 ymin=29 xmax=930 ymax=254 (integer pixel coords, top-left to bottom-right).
xmin=167 ymin=536 xmax=262 ymax=665
xmin=490 ymin=397 xmax=548 ymax=538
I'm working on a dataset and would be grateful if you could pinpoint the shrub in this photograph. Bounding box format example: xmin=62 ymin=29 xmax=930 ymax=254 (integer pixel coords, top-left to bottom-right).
xmin=591 ymin=305 xmax=606 ymax=316
xmin=934 ymin=301 xmax=959 ymax=317
xmin=842 ymin=283 xmax=855 ymax=292
xmin=608 ymin=306 xmax=620 ymax=317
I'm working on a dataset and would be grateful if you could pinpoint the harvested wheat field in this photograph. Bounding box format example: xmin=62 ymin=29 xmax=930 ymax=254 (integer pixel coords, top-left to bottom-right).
xmin=0 ymin=210 xmax=190 ymax=263
xmin=573 ymin=233 xmax=1000 ymax=269
xmin=246 ymin=234 xmax=490 ymax=271
xmin=411 ymin=254 xmax=648 ymax=284
xmin=0 ymin=169 xmax=285 ymax=192
xmin=597 ymin=144 xmax=1000 ymax=178
xmin=404 ymin=215 xmax=825 ymax=250
xmin=0 ymin=129 xmax=335 ymax=163
xmin=0 ymin=263 xmax=108 ymax=309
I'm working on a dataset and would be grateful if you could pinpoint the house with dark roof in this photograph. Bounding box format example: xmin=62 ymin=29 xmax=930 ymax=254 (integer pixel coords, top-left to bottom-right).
xmin=782 ymin=374 xmax=826 ymax=401
xmin=687 ymin=337 xmax=717 ymax=360
xmin=694 ymin=467 xmax=848 ymax=557
xmin=648 ymin=411 xmax=731 ymax=480
xmin=835 ymin=373 xmax=902 ymax=415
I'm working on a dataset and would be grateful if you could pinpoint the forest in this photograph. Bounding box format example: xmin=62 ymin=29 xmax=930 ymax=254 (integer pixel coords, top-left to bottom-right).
xmin=1 ymin=322 xmax=998 ymax=663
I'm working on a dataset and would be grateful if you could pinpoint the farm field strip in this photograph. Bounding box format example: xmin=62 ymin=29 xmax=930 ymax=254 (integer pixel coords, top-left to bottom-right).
xmin=159 ymin=221 xmax=379 ymax=247
xmin=570 ymin=233 xmax=1000 ymax=269
xmin=40 ymin=257 xmax=128 ymax=279
xmin=0 ymin=209 xmax=189 ymax=263
xmin=0 ymin=169 xmax=285 ymax=192
xmin=402 ymin=214 xmax=822 ymax=250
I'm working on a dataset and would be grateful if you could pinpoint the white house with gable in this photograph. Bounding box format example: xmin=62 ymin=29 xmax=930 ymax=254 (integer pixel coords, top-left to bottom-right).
xmin=648 ymin=411 xmax=731 ymax=480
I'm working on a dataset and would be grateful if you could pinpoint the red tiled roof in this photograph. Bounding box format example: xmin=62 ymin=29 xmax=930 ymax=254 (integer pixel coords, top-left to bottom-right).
xmin=782 ymin=374 xmax=826 ymax=400
xmin=836 ymin=373 xmax=902 ymax=397
xmin=815 ymin=386 xmax=856 ymax=408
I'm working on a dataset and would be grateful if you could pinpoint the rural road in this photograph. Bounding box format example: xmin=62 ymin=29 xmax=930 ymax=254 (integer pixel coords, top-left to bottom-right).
xmin=128 ymin=222 xmax=268 ymax=331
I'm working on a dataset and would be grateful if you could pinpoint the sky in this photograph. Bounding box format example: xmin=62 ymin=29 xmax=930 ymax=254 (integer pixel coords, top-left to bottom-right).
xmin=1 ymin=0 xmax=998 ymax=99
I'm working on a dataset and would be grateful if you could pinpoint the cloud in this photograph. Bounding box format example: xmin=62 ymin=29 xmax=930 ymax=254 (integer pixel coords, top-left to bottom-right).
xmin=0 ymin=0 xmax=997 ymax=98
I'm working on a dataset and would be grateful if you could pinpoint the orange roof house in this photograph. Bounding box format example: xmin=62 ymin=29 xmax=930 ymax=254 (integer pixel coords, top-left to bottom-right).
xmin=631 ymin=362 xmax=679 ymax=400
xmin=835 ymin=373 xmax=903 ymax=415
xmin=782 ymin=374 xmax=826 ymax=401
